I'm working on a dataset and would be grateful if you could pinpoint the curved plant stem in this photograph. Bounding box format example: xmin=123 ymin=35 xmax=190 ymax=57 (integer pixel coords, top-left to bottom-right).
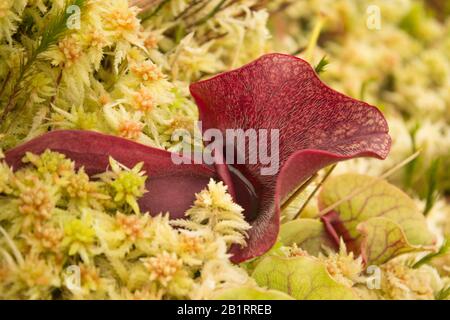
xmin=304 ymin=13 xmax=326 ymax=62
xmin=0 ymin=70 xmax=11 ymax=98
xmin=140 ymin=0 xmax=170 ymax=22
xmin=188 ymin=0 xmax=227 ymax=29
xmin=293 ymin=164 xmax=337 ymax=220
xmin=281 ymin=173 xmax=318 ymax=211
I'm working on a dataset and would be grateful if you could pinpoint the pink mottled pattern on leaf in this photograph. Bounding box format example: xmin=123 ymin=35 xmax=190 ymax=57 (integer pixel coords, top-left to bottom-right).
xmin=5 ymin=130 xmax=217 ymax=219
xmin=190 ymin=53 xmax=391 ymax=262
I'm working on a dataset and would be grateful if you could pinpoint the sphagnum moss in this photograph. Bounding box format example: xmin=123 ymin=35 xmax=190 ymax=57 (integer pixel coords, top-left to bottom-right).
xmin=0 ymin=150 xmax=254 ymax=299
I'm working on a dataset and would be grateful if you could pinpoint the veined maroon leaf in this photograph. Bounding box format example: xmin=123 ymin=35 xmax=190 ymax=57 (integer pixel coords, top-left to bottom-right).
xmin=190 ymin=53 xmax=391 ymax=262
xmin=5 ymin=130 xmax=217 ymax=219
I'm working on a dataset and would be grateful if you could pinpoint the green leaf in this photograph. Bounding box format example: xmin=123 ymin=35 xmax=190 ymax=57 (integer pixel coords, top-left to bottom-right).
xmin=319 ymin=174 xmax=436 ymax=265
xmin=252 ymin=256 xmax=357 ymax=300
xmin=404 ymin=124 xmax=420 ymax=189
xmin=436 ymin=285 xmax=450 ymax=300
xmin=211 ymin=287 xmax=294 ymax=300
xmin=314 ymin=55 xmax=329 ymax=74
xmin=423 ymin=158 xmax=440 ymax=216
xmin=399 ymin=2 xmax=427 ymax=38
xmin=413 ymin=238 xmax=449 ymax=269
xmin=358 ymin=217 xmax=420 ymax=265
xmin=279 ymin=219 xmax=334 ymax=255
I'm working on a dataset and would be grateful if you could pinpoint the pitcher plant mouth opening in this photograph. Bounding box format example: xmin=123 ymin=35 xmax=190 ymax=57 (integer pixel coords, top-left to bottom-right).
xmin=190 ymin=53 xmax=390 ymax=262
